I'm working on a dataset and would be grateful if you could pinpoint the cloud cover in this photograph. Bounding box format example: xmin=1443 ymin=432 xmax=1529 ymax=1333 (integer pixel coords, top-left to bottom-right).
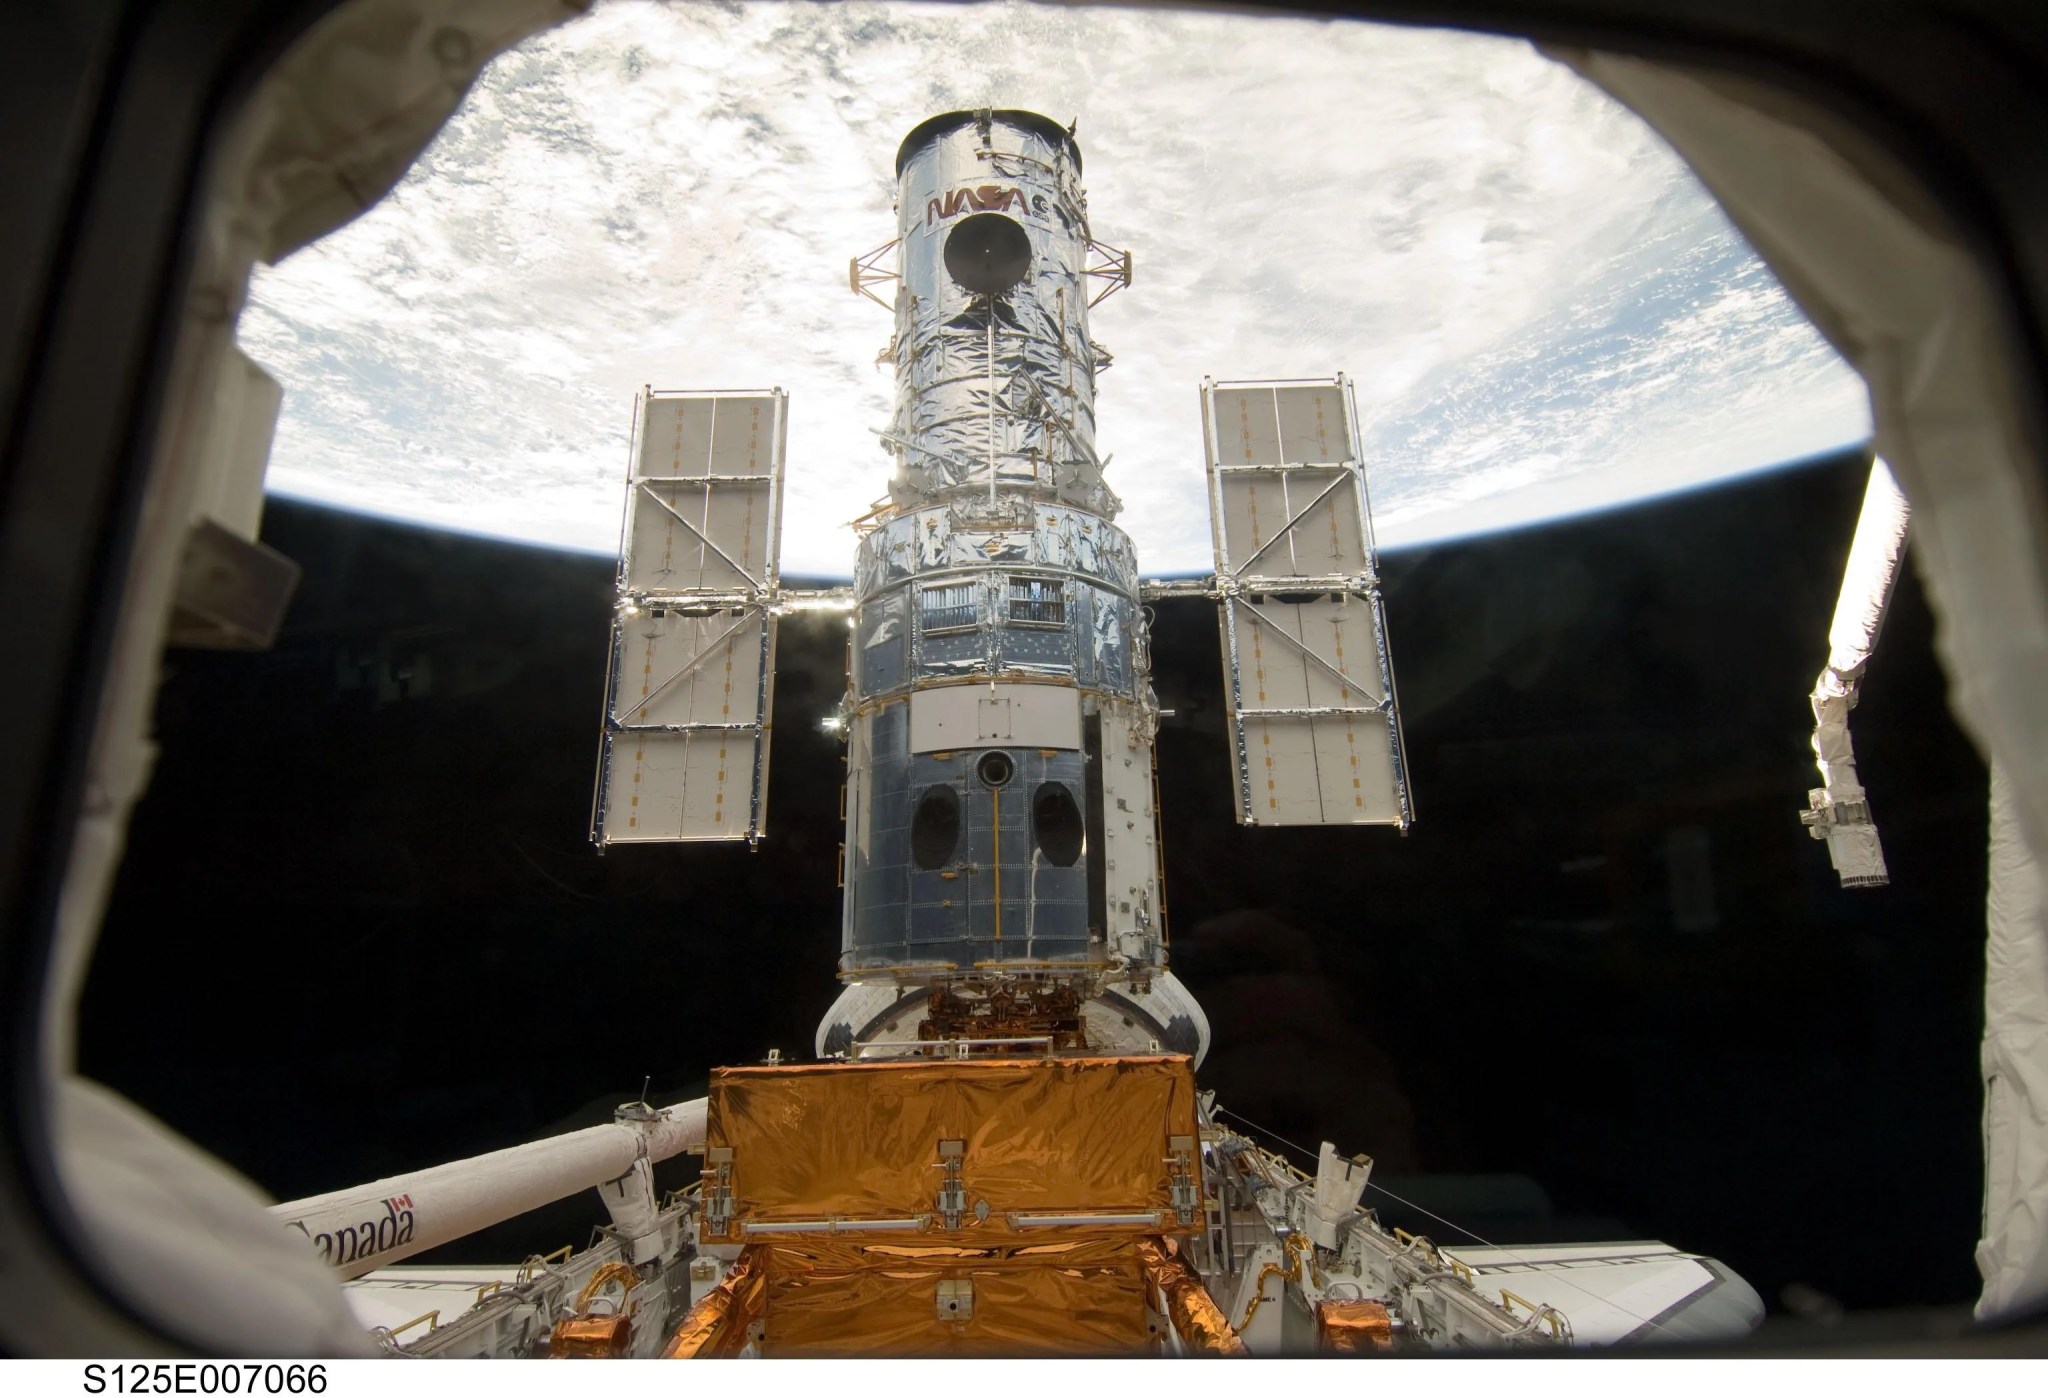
xmin=239 ymin=0 xmax=1871 ymax=575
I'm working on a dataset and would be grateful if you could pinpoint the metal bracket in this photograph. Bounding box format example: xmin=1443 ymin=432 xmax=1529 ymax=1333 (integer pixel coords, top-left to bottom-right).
xmin=1167 ymin=1135 xmax=1199 ymax=1226
xmin=849 ymin=238 xmax=901 ymax=309
xmin=1084 ymin=239 xmax=1134 ymax=308
xmin=702 ymin=1147 xmax=735 ymax=1239
xmin=1138 ymin=575 xmax=1219 ymax=601
xmin=935 ymin=1139 xmax=967 ymax=1230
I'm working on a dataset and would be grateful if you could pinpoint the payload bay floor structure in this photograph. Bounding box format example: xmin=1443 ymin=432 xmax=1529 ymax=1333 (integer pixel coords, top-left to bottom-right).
xmin=309 ymin=108 xmax=1759 ymax=1356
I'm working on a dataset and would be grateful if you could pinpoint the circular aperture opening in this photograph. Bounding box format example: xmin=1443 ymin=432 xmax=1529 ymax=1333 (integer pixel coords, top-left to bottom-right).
xmin=910 ymin=784 xmax=962 ymax=870
xmin=976 ymin=750 xmax=1015 ymax=789
xmin=1032 ymin=782 xmax=1084 ymax=867
xmin=944 ymin=213 xmax=1032 ymax=295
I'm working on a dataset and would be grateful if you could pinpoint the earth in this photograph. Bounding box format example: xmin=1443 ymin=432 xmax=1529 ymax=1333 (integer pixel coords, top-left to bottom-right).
xmin=239 ymin=0 xmax=1871 ymax=576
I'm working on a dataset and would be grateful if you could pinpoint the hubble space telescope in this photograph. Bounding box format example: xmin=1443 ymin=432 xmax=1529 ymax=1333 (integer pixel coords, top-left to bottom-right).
xmin=588 ymin=108 xmax=1413 ymax=1061
xmin=294 ymin=110 xmax=1757 ymax=1357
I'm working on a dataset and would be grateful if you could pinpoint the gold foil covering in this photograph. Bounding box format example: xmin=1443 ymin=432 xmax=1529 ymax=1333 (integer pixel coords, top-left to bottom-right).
xmin=548 ymin=1314 xmax=630 ymax=1358
xmin=750 ymin=1236 xmax=1145 ymax=1356
xmin=705 ymin=1054 xmax=1201 ymax=1233
xmin=660 ymin=1251 xmax=767 ymax=1359
xmin=1316 ymin=1297 xmax=1396 ymax=1354
xmin=678 ymin=1055 xmax=1202 ymax=1354
xmin=1137 ymin=1237 xmax=1249 ymax=1357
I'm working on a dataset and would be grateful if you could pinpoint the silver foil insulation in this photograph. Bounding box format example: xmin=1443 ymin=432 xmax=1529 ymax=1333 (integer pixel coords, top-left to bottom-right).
xmin=838 ymin=112 xmax=1163 ymax=983
xmin=887 ymin=111 xmax=1117 ymax=519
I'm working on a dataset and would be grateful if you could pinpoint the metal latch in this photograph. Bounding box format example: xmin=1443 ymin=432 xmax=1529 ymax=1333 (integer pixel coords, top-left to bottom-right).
xmin=935 ymin=1140 xmax=967 ymax=1230
xmin=703 ymin=1147 xmax=735 ymax=1238
xmin=1167 ymin=1135 xmax=1198 ymax=1226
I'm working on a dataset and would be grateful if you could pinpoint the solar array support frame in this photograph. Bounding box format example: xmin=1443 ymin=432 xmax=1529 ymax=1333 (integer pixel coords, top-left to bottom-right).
xmin=591 ymin=389 xmax=789 ymax=847
xmin=1199 ymin=375 xmax=1413 ymax=829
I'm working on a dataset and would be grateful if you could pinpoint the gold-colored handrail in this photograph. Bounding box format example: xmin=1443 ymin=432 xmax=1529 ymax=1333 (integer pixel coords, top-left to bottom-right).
xmin=517 ymin=1244 xmax=574 ymax=1283
xmin=384 ymin=1310 xmax=439 ymax=1339
xmin=1499 ymin=1288 xmax=1569 ymax=1340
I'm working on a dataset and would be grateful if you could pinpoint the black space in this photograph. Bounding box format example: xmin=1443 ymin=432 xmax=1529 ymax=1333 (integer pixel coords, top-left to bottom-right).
xmin=78 ymin=446 xmax=1988 ymax=1317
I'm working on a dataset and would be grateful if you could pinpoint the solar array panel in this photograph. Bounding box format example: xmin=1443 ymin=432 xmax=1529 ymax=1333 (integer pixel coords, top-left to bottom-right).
xmin=592 ymin=391 xmax=786 ymax=844
xmin=1202 ymin=378 xmax=1412 ymax=828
